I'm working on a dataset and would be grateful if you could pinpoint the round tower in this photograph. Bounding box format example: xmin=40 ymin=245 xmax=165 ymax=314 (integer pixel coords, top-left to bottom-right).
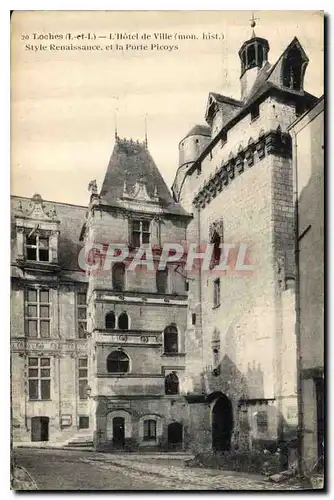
xmin=172 ymin=124 xmax=211 ymax=204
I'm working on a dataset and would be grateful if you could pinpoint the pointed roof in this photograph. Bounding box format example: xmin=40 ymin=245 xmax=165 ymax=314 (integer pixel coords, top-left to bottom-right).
xmin=100 ymin=138 xmax=189 ymax=216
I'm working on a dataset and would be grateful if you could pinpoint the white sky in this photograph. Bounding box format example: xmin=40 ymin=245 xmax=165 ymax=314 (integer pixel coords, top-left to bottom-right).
xmin=11 ymin=10 xmax=324 ymax=206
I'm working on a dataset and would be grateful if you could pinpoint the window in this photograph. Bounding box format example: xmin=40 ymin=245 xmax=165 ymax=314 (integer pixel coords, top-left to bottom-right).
xmin=156 ymin=270 xmax=168 ymax=294
xmin=211 ymin=231 xmax=221 ymax=267
xmin=247 ymin=44 xmax=256 ymax=68
xmin=105 ymin=311 xmax=116 ymax=329
xmin=185 ymin=281 xmax=189 ymax=292
xmin=25 ymin=233 xmax=49 ymax=262
xmin=282 ymin=46 xmax=303 ymax=91
xmin=164 ymin=325 xmax=178 ymax=354
xmin=28 ymin=357 xmax=51 ymax=400
xmin=79 ymin=416 xmax=89 ymax=429
xmin=192 ymin=313 xmax=196 ymax=326
xmin=107 ymin=350 xmax=130 ymax=373
xmin=165 ymin=371 xmax=179 ymax=395
xmin=251 ymin=105 xmax=260 ymax=121
xmin=221 ymin=131 xmax=227 ymax=148
xmin=143 ymin=419 xmax=157 ymax=440
xmin=118 ymin=312 xmax=129 ymax=330
xmin=26 ymin=289 xmax=51 ymax=338
xmin=78 ymin=358 xmax=88 ymax=400
xmin=77 ymin=292 xmax=87 ymax=339
xmin=256 ymin=411 xmax=268 ymax=433
xmin=112 ymin=263 xmax=125 ymax=291
xmin=131 ymin=219 xmax=150 ymax=247
xmin=213 ymin=278 xmax=220 ymax=308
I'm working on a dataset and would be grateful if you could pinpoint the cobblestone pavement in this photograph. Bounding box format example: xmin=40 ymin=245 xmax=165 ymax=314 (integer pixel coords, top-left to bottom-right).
xmin=13 ymin=448 xmax=304 ymax=491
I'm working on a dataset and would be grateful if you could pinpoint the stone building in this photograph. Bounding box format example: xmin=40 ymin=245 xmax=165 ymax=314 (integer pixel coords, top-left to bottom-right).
xmin=11 ymin=138 xmax=191 ymax=450
xmin=11 ymin=28 xmax=321 ymax=454
xmin=288 ymin=96 xmax=324 ymax=472
xmin=172 ymin=31 xmax=318 ymax=453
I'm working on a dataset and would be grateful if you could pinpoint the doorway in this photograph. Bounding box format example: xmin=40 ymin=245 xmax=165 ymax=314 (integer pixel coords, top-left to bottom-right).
xmin=31 ymin=416 xmax=49 ymax=442
xmin=167 ymin=422 xmax=183 ymax=449
xmin=113 ymin=417 xmax=125 ymax=449
xmin=212 ymin=395 xmax=233 ymax=451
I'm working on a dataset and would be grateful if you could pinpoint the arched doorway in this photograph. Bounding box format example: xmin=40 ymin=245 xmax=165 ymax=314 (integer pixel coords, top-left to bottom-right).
xmin=113 ymin=417 xmax=125 ymax=449
xmin=168 ymin=422 xmax=183 ymax=449
xmin=212 ymin=395 xmax=233 ymax=451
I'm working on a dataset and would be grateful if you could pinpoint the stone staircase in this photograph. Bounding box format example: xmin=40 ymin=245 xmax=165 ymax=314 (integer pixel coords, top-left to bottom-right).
xmin=64 ymin=435 xmax=94 ymax=449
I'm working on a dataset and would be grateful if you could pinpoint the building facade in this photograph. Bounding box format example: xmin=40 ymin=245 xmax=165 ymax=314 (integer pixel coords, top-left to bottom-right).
xmin=172 ymin=32 xmax=318 ymax=454
xmin=11 ymin=30 xmax=321 ymax=455
xmin=289 ymin=96 xmax=324 ymax=472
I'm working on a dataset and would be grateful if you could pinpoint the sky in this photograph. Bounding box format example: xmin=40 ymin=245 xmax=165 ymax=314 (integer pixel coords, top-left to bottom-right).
xmin=11 ymin=10 xmax=324 ymax=206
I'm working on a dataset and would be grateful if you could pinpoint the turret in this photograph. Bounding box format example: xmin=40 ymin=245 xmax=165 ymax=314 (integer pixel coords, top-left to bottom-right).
xmin=172 ymin=124 xmax=211 ymax=203
xmin=239 ymin=23 xmax=270 ymax=100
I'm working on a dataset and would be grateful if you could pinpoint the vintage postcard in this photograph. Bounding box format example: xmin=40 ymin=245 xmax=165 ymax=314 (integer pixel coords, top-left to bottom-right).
xmin=10 ymin=10 xmax=324 ymax=491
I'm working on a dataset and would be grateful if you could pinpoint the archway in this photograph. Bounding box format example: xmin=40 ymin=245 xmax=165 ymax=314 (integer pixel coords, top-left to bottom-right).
xmin=212 ymin=395 xmax=233 ymax=451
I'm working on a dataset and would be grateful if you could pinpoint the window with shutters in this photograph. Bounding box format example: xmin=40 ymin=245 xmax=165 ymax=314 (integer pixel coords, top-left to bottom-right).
xmin=26 ymin=289 xmax=51 ymax=338
xmin=28 ymin=357 xmax=51 ymax=400
xmin=143 ymin=419 xmax=157 ymax=440
xmin=77 ymin=292 xmax=87 ymax=339
xmin=78 ymin=358 xmax=88 ymax=400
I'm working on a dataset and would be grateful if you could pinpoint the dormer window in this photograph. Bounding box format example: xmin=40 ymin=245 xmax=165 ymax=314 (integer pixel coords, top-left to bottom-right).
xmin=26 ymin=233 xmax=49 ymax=262
xmin=131 ymin=219 xmax=150 ymax=247
xmin=282 ymin=45 xmax=306 ymax=92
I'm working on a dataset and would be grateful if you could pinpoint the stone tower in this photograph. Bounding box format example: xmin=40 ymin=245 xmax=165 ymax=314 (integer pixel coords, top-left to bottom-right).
xmin=80 ymin=137 xmax=192 ymax=451
xmin=174 ymin=31 xmax=318 ymax=453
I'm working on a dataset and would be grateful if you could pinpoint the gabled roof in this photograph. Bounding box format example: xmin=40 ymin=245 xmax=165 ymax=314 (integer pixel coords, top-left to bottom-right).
xmin=100 ymin=138 xmax=189 ymax=216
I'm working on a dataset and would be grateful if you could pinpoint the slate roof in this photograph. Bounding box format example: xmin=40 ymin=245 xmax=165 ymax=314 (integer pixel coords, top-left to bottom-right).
xmin=184 ymin=124 xmax=211 ymax=139
xmin=99 ymin=138 xmax=189 ymax=216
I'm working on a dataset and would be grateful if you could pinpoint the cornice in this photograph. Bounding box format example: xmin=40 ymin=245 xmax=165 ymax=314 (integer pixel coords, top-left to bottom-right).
xmin=193 ymin=128 xmax=292 ymax=210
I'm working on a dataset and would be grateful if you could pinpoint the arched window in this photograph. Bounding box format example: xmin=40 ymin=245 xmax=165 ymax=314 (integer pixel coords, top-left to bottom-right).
xmin=118 ymin=312 xmax=129 ymax=330
xmin=165 ymin=371 xmax=179 ymax=395
xmin=164 ymin=324 xmax=178 ymax=353
xmin=143 ymin=419 xmax=157 ymax=441
xmin=112 ymin=263 xmax=125 ymax=292
xmin=105 ymin=311 xmax=116 ymax=329
xmin=107 ymin=350 xmax=129 ymax=373
xmin=156 ymin=270 xmax=168 ymax=294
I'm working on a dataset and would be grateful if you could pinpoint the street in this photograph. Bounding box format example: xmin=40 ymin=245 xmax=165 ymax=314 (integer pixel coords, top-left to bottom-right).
xmin=12 ymin=448 xmax=303 ymax=491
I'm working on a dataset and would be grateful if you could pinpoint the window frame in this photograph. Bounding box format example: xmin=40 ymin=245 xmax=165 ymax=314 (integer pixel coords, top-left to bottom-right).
xmin=26 ymin=288 xmax=51 ymax=338
xmin=25 ymin=232 xmax=50 ymax=263
xmin=78 ymin=357 xmax=88 ymax=400
xmin=156 ymin=269 xmax=168 ymax=294
xmin=131 ymin=219 xmax=151 ymax=247
xmin=106 ymin=350 xmax=130 ymax=374
xmin=28 ymin=357 xmax=51 ymax=401
xmin=143 ymin=419 xmax=157 ymax=441
xmin=78 ymin=416 xmax=90 ymax=429
xmin=256 ymin=411 xmax=268 ymax=433
xmin=213 ymin=278 xmax=221 ymax=309
xmin=163 ymin=325 xmax=179 ymax=354
xmin=77 ymin=292 xmax=87 ymax=339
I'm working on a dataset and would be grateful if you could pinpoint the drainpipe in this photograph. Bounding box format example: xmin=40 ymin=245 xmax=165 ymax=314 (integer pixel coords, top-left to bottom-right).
xmin=291 ymin=127 xmax=303 ymax=476
xmin=196 ymin=206 xmax=205 ymax=390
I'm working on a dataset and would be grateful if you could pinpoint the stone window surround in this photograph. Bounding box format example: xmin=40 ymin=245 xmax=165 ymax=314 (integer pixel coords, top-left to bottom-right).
xmin=105 ymin=310 xmax=131 ymax=331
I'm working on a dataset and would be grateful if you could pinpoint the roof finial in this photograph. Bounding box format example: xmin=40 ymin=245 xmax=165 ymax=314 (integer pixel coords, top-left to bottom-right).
xmin=144 ymin=113 xmax=148 ymax=148
xmin=113 ymin=96 xmax=119 ymax=141
xmin=249 ymin=12 xmax=259 ymax=38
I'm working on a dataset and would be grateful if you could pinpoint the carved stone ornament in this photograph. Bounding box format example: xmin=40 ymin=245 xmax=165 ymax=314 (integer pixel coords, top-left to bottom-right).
xmin=209 ymin=219 xmax=224 ymax=242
